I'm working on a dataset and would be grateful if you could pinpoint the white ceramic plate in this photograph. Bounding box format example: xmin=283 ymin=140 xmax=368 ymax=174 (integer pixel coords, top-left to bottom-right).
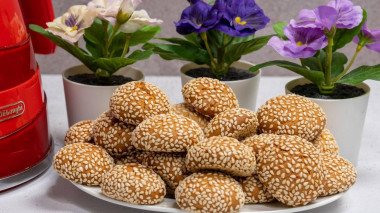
xmin=71 ymin=181 xmax=344 ymax=213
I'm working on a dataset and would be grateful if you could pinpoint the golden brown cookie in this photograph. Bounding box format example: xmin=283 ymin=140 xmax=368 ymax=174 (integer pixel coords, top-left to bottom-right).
xmin=313 ymin=129 xmax=339 ymax=155
xmin=175 ymin=172 xmax=245 ymax=213
xmin=170 ymin=103 xmax=209 ymax=131
xmin=93 ymin=110 xmax=136 ymax=156
xmin=182 ymin=77 xmax=239 ymax=118
xmin=257 ymin=94 xmax=326 ymax=141
xmin=238 ymin=175 xmax=274 ymax=204
xmin=64 ymin=120 xmax=94 ymax=145
xmin=132 ymin=114 xmax=204 ymax=152
xmin=320 ymin=154 xmax=357 ymax=196
xmin=110 ymin=81 xmax=170 ymax=125
xmin=186 ymin=136 xmax=256 ymax=177
xmin=53 ymin=143 xmax=114 ymax=186
xmin=205 ymin=108 xmax=258 ymax=140
xmin=137 ymin=152 xmax=188 ymax=190
xmin=242 ymin=134 xmax=278 ymax=157
xmin=101 ymin=164 xmax=166 ymax=205
xmin=256 ymin=135 xmax=323 ymax=206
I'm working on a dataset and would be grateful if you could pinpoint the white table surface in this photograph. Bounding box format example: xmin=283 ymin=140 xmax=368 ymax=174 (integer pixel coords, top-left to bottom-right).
xmin=1 ymin=75 xmax=379 ymax=213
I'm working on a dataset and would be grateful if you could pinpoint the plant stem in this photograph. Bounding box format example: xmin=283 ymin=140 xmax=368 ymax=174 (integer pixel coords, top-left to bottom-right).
xmin=316 ymin=55 xmax=323 ymax=72
xmin=324 ymin=36 xmax=334 ymax=87
xmin=102 ymin=21 xmax=109 ymax=56
xmin=121 ymin=34 xmax=131 ymax=58
xmin=332 ymin=45 xmax=362 ymax=82
xmin=300 ymin=58 xmax=306 ymax=68
xmin=201 ymin=32 xmax=217 ymax=67
xmin=105 ymin=23 xmax=120 ymax=57
xmin=74 ymin=42 xmax=79 ymax=48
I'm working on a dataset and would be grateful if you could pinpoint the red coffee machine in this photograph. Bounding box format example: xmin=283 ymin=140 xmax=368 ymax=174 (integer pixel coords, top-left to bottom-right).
xmin=0 ymin=0 xmax=56 ymax=190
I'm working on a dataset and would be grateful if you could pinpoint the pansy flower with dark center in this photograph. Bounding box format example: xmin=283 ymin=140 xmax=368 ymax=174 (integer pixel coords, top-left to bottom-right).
xmin=354 ymin=21 xmax=380 ymax=53
xmin=213 ymin=0 xmax=270 ymax=37
xmin=175 ymin=1 xmax=221 ymax=35
xmin=268 ymin=20 xmax=328 ymax=58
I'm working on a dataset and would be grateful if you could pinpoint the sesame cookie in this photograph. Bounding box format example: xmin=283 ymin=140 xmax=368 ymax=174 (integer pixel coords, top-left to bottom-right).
xmin=238 ymin=175 xmax=274 ymax=204
xmin=110 ymin=81 xmax=170 ymax=125
xmin=205 ymin=108 xmax=259 ymax=140
xmin=170 ymin=103 xmax=209 ymax=131
xmin=256 ymin=135 xmax=323 ymax=206
xmin=132 ymin=114 xmax=204 ymax=152
xmin=93 ymin=110 xmax=136 ymax=156
xmin=313 ymin=129 xmax=339 ymax=155
xmin=115 ymin=152 xmax=141 ymax=165
xmin=53 ymin=143 xmax=114 ymax=186
xmin=257 ymin=94 xmax=326 ymax=141
xmin=182 ymin=78 xmax=239 ymax=118
xmin=175 ymin=172 xmax=245 ymax=213
xmin=101 ymin=164 xmax=166 ymax=205
xmin=186 ymin=136 xmax=256 ymax=177
xmin=137 ymin=152 xmax=188 ymax=190
xmin=320 ymin=154 xmax=357 ymax=196
xmin=64 ymin=120 xmax=94 ymax=145
xmin=242 ymin=134 xmax=278 ymax=157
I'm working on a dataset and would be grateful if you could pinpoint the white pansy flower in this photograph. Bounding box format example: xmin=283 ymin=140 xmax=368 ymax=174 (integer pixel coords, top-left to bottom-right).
xmin=46 ymin=5 xmax=98 ymax=43
xmin=88 ymin=0 xmax=122 ymax=22
xmin=119 ymin=9 xmax=163 ymax=33
xmin=120 ymin=0 xmax=142 ymax=15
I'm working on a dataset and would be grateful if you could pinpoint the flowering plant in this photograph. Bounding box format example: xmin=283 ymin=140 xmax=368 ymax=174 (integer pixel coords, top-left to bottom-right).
xmin=30 ymin=0 xmax=162 ymax=84
xmin=143 ymin=0 xmax=271 ymax=79
xmin=250 ymin=0 xmax=380 ymax=94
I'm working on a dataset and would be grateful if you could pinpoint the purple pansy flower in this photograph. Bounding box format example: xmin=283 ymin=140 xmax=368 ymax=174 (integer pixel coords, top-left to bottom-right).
xmin=299 ymin=0 xmax=363 ymax=30
xmin=187 ymin=0 xmax=200 ymax=4
xmin=354 ymin=21 xmax=380 ymax=53
xmin=175 ymin=1 xmax=220 ymax=35
xmin=213 ymin=0 xmax=270 ymax=37
xmin=268 ymin=20 xmax=328 ymax=58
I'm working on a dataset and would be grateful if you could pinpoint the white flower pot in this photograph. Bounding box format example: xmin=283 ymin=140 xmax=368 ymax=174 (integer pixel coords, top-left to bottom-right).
xmin=62 ymin=65 xmax=144 ymax=127
xmin=180 ymin=61 xmax=261 ymax=111
xmin=286 ymin=78 xmax=370 ymax=166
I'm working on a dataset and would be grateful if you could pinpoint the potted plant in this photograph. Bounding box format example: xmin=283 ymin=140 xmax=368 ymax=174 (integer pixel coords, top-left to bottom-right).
xmin=143 ymin=0 xmax=271 ymax=110
xmin=30 ymin=0 xmax=163 ymax=126
xmin=250 ymin=0 xmax=380 ymax=165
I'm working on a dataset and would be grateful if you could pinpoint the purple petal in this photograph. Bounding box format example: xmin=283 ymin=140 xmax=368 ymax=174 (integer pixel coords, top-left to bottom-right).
xmin=327 ymin=0 xmax=363 ymax=29
xmin=268 ymin=36 xmax=317 ymax=58
xmin=314 ymin=6 xmax=339 ymax=30
xmin=289 ymin=19 xmax=321 ymax=29
xmin=298 ymin=9 xmax=316 ymax=20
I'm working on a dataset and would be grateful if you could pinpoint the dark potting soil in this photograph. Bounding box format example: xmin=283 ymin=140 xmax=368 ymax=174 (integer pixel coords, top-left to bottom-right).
xmin=68 ymin=74 xmax=134 ymax=86
xmin=291 ymin=83 xmax=365 ymax=99
xmin=185 ymin=67 xmax=255 ymax=81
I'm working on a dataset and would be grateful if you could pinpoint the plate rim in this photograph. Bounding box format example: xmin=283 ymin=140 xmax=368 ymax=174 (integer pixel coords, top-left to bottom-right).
xmin=71 ymin=181 xmax=345 ymax=213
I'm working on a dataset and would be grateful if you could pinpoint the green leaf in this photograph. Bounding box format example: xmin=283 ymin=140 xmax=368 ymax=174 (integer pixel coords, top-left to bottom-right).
xmin=93 ymin=57 xmax=137 ymax=75
xmin=250 ymin=60 xmax=325 ymax=84
xmin=338 ymin=64 xmax=380 ymax=84
xmin=156 ymin=37 xmax=200 ymax=47
xmin=273 ymin=22 xmax=288 ymax=40
xmin=303 ymin=51 xmax=348 ymax=78
xmin=129 ymin=25 xmax=161 ymax=46
xmin=127 ymin=49 xmax=153 ymax=61
xmin=29 ymin=24 xmax=97 ymax=72
xmin=83 ymin=18 xmax=108 ymax=57
xmin=183 ymin=33 xmax=201 ymax=46
xmin=142 ymin=42 xmax=210 ymax=64
xmin=224 ymin=35 xmax=273 ymax=64
xmin=333 ymin=9 xmax=367 ymax=52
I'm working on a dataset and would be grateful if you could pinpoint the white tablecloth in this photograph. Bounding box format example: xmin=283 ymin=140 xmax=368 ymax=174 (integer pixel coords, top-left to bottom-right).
xmin=1 ymin=75 xmax=379 ymax=213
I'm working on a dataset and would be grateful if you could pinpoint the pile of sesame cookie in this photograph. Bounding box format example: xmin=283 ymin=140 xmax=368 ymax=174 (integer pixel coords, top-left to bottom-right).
xmin=54 ymin=77 xmax=357 ymax=213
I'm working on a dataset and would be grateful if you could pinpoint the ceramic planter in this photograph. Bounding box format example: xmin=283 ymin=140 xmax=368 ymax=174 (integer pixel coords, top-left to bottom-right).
xmin=62 ymin=65 xmax=144 ymax=126
xmin=180 ymin=61 xmax=261 ymax=111
xmin=286 ymin=78 xmax=370 ymax=166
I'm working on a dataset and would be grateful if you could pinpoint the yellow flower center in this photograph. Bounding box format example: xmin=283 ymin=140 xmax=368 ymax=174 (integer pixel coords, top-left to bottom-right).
xmin=198 ymin=24 xmax=202 ymax=27
xmin=70 ymin=26 xmax=78 ymax=32
xmin=296 ymin=41 xmax=304 ymax=46
xmin=235 ymin=17 xmax=247 ymax=26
